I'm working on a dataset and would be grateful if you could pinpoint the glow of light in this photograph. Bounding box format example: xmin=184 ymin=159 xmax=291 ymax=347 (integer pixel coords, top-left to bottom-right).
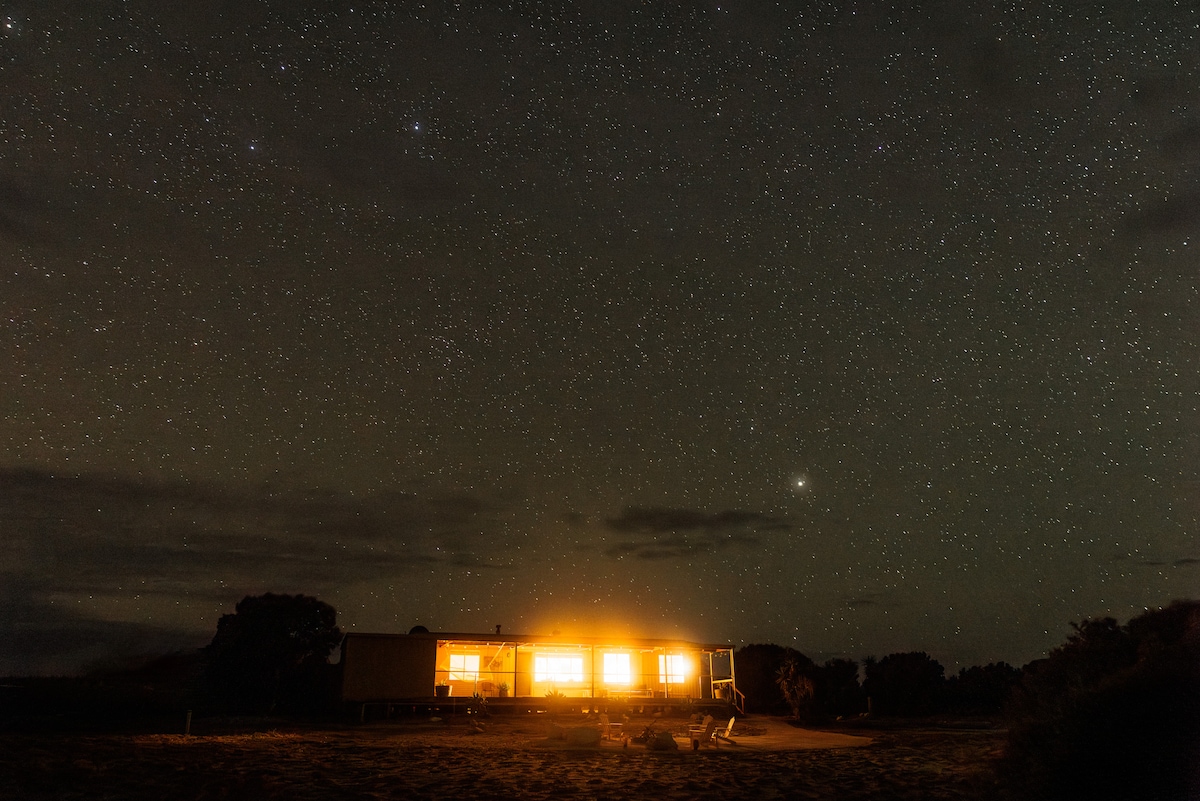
xmin=535 ymin=654 xmax=584 ymax=683
xmin=448 ymin=652 xmax=479 ymax=681
xmin=603 ymin=652 xmax=631 ymax=685
xmin=659 ymin=653 xmax=686 ymax=683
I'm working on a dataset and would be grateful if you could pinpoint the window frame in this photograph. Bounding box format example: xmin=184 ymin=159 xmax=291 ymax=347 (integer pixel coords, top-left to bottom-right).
xmin=534 ymin=654 xmax=585 ymax=683
xmin=602 ymin=652 xmax=632 ymax=685
xmin=658 ymin=653 xmax=686 ymax=684
xmin=448 ymin=652 xmax=480 ymax=682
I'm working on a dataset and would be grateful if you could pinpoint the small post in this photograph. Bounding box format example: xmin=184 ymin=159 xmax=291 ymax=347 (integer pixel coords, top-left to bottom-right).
xmin=185 ymin=710 xmax=192 ymax=736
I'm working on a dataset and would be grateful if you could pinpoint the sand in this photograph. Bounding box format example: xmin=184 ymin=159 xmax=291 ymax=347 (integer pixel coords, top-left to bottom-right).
xmin=0 ymin=715 xmax=1006 ymax=800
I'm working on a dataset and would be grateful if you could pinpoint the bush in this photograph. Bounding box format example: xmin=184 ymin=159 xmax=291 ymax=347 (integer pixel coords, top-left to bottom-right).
xmin=997 ymin=600 xmax=1200 ymax=800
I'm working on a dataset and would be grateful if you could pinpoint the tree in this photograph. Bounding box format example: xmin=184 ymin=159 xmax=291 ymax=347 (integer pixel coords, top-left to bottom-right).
xmin=944 ymin=662 xmax=1020 ymax=715
xmin=811 ymin=657 xmax=865 ymax=718
xmin=998 ymin=600 xmax=1200 ymax=801
xmin=205 ymin=593 xmax=342 ymax=713
xmin=775 ymin=657 xmax=815 ymax=719
xmin=733 ymin=644 xmax=814 ymax=714
xmin=862 ymin=651 xmax=945 ymax=716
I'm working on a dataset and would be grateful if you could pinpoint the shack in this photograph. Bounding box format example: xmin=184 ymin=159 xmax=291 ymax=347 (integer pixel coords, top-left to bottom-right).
xmin=341 ymin=629 xmax=742 ymax=713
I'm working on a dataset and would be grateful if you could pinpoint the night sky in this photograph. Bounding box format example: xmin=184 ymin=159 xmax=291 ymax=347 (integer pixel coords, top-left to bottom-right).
xmin=2 ymin=1 xmax=1197 ymax=677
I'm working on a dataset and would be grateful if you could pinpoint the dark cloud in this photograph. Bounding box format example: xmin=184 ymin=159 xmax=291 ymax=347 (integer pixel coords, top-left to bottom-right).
xmin=1161 ymin=124 xmax=1200 ymax=156
xmin=561 ymin=511 xmax=588 ymax=527
xmin=0 ymin=576 xmax=205 ymax=676
xmin=605 ymin=506 xmax=788 ymax=534
xmin=1110 ymin=552 xmax=1197 ymax=569
xmin=1125 ymin=191 xmax=1200 ymax=234
xmin=842 ymin=592 xmax=891 ymax=609
xmin=0 ymin=173 xmax=57 ymax=245
xmin=0 ymin=468 xmax=509 ymax=673
xmin=601 ymin=506 xmax=791 ymax=560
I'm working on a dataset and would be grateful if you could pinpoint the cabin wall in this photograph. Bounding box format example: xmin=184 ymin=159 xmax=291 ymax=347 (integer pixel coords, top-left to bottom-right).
xmin=514 ymin=649 xmax=534 ymax=696
xmin=342 ymin=634 xmax=735 ymax=703
xmin=341 ymin=635 xmax=436 ymax=701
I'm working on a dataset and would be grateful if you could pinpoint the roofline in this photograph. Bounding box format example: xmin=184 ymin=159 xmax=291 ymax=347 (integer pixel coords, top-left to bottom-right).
xmin=342 ymin=631 xmax=734 ymax=652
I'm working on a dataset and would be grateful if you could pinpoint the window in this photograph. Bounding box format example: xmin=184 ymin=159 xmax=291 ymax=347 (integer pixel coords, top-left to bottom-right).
xmin=449 ymin=653 xmax=479 ymax=681
xmin=659 ymin=654 xmax=686 ymax=684
xmin=603 ymin=652 xmax=631 ymax=685
xmin=535 ymin=654 xmax=584 ymax=683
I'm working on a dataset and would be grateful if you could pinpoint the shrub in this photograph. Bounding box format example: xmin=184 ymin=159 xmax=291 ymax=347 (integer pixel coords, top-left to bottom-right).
xmin=997 ymin=600 xmax=1200 ymax=800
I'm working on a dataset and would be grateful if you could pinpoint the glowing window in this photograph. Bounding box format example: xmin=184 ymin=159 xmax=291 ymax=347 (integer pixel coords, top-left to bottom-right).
xmin=659 ymin=654 xmax=686 ymax=684
xmin=449 ymin=653 xmax=479 ymax=681
xmin=535 ymin=655 xmax=584 ymax=682
xmin=603 ymin=653 xmax=631 ymax=685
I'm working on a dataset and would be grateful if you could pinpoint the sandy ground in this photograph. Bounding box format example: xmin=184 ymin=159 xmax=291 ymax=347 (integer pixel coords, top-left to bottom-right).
xmin=0 ymin=714 xmax=1006 ymax=800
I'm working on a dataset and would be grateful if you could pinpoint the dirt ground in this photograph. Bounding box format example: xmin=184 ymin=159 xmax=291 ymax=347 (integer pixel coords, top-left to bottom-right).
xmin=0 ymin=714 xmax=1008 ymax=800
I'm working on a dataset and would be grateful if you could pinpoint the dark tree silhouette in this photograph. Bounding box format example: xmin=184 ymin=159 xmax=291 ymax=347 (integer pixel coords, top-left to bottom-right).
xmin=811 ymin=657 xmax=865 ymax=718
xmin=205 ymin=593 xmax=342 ymax=714
xmin=999 ymin=600 xmax=1200 ymax=801
xmin=775 ymin=657 xmax=815 ymax=719
xmin=862 ymin=651 xmax=945 ymax=716
xmin=733 ymin=644 xmax=813 ymax=713
xmin=944 ymin=661 xmax=1020 ymax=715
xmin=1016 ymin=617 xmax=1136 ymax=710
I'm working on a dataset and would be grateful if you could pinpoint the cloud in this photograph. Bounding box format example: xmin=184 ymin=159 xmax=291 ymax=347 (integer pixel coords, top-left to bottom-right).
xmin=0 ymin=467 xmax=510 ymax=673
xmin=0 ymin=173 xmax=57 ymax=245
xmin=0 ymin=581 xmax=203 ymax=676
xmin=1 ymin=469 xmax=502 ymax=590
xmin=1110 ymin=552 xmax=1197 ymax=569
xmin=1125 ymin=191 xmax=1200 ymax=235
xmin=1162 ymin=124 xmax=1200 ymax=156
xmin=601 ymin=505 xmax=791 ymax=560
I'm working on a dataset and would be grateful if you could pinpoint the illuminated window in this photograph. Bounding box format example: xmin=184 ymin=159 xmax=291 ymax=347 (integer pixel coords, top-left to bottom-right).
xmin=449 ymin=653 xmax=479 ymax=681
xmin=535 ymin=654 xmax=584 ymax=682
xmin=603 ymin=653 xmax=631 ymax=685
xmin=659 ymin=654 xmax=686 ymax=684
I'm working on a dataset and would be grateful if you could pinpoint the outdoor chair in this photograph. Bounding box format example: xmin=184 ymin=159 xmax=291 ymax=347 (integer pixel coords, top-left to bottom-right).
xmin=688 ymin=716 xmax=718 ymax=750
xmin=687 ymin=714 xmax=713 ymax=740
xmin=598 ymin=713 xmax=622 ymax=740
xmin=714 ymin=717 xmax=736 ymax=745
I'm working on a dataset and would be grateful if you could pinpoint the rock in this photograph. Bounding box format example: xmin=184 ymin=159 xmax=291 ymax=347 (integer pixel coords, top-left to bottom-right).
xmin=646 ymin=731 xmax=678 ymax=751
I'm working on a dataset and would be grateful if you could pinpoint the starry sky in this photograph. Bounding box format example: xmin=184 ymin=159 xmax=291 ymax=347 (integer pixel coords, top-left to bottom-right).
xmin=2 ymin=1 xmax=1197 ymax=677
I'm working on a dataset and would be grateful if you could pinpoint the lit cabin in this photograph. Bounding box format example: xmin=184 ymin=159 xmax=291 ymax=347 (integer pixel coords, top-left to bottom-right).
xmin=341 ymin=630 xmax=742 ymax=713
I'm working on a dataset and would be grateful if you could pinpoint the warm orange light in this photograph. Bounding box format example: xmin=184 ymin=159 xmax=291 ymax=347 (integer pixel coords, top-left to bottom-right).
xmin=603 ymin=652 xmax=632 ymax=685
xmin=534 ymin=654 xmax=584 ymax=682
xmin=449 ymin=653 xmax=479 ymax=681
xmin=659 ymin=653 xmax=687 ymax=683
